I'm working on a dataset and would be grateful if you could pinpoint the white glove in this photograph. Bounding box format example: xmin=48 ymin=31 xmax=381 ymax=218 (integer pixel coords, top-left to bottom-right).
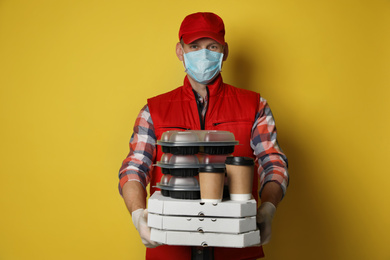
xmin=256 ymin=202 xmax=276 ymax=245
xmin=131 ymin=208 xmax=160 ymax=248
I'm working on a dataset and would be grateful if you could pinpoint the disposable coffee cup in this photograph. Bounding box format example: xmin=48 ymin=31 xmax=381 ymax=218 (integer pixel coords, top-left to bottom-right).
xmin=225 ymin=156 xmax=254 ymax=201
xmin=198 ymin=166 xmax=225 ymax=203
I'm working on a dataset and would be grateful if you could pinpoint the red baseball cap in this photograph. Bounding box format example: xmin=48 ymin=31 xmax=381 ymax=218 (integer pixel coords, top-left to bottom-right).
xmin=179 ymin=12 xmax=225 ymax=45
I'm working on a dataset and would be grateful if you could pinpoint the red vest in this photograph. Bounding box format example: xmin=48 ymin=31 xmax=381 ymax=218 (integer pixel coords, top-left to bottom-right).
xmin=146 ymin=76 xmax=264 ymax=260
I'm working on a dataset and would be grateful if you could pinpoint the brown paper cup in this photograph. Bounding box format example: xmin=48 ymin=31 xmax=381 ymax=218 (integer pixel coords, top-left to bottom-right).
xmin=225 ymin=157 xmax=254 ymax=201
xmin=199 ymin=166 xmax=225 ymax=203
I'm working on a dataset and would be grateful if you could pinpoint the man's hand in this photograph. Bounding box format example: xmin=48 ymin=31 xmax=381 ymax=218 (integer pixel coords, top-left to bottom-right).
xmin=132 ymin=208 xmax=160 ymax=248
xmin=256 ymin=202 xmax=276 ymax=245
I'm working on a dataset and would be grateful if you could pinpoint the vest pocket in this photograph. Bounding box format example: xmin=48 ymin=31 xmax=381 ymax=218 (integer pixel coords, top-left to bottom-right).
xmin=210 ymin=121 xmax=254 ymax=156
xmin=157 ymin=126 xmax=191 ymax=130
xmin=211 ymin=120 xmax=253 ymax=128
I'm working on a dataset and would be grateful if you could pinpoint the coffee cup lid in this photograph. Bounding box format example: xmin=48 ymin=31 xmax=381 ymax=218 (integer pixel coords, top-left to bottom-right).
xmin=199 ymin=165 xmax=225 ymax=173
xmin=225 ymin=156 xmax=254 ymax=166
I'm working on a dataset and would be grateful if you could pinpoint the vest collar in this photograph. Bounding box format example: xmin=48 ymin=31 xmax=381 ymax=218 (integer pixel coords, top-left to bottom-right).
xmin=183 ymin=74 xmax=224 ymax=98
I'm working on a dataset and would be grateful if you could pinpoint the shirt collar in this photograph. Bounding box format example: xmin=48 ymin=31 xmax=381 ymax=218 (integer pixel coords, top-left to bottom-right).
xmin=183 ymin=74 xmax=224 ymax=98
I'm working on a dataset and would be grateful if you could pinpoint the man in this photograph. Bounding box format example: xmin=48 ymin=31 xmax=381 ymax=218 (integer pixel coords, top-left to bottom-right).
xmin=119 ymin=12 xmax=289 ymax=260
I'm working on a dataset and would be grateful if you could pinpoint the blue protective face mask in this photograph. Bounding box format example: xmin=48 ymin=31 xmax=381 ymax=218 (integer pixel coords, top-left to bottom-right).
xmin=183 ymin=48 xmax=224 ymax=85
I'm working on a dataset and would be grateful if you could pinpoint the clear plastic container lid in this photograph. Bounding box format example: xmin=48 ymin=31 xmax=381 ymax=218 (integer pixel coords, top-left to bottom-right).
xmin=158 ymin=130 xmax=238 ymax=147
xmin=159 ymin=174 xmax=172 ymax=185
xmin=156 ymin=176 xmax=200 ymax=191
xmin=160 ymin=154 xmax=199 ymax=165
xmin=156 ymin=153 xmax=230 ymax=169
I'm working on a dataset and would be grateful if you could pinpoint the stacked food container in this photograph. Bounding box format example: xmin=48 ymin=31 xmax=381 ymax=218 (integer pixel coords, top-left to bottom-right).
xmin=148 ymin=130 xmax=260 ymax=248
xmin=154 ymin=130 xmax=236 ymax=200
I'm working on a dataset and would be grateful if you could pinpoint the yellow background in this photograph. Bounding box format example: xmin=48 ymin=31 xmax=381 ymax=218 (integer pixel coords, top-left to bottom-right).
xmin=1 ymin=0 xmax=389 ymax=259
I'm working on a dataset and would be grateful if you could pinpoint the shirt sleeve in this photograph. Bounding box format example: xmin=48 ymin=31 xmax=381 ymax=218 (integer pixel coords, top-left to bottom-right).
xmin=118 ymin=105 xmax=156 ymax=195
xmin=250 ymin=97 xmax=289 ymax=198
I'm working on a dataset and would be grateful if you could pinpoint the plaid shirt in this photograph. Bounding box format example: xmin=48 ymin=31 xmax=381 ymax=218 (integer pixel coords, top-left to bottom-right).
xmin=119 ymin=94 xmax=289 ymax=197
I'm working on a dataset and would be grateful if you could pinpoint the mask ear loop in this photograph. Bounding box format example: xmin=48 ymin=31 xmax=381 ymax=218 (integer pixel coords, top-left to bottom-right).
xmin=181 ymin=46 xmax=188 ymax=72
xmin=218 ymin=52 xmax=224 ymax=73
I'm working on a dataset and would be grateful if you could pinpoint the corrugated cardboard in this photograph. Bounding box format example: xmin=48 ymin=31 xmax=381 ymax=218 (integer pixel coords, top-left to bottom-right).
xmin=148 ymin=213 xmax=256 ymax=234
xmin=150 ymin=228 xmax=260 ymax=248
xmin=148 ymin=191 xmax=257 ymax=217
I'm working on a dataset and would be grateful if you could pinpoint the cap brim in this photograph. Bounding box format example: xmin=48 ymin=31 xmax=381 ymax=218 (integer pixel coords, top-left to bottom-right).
xmin=182 ymin=31 xmax=225 ymax=45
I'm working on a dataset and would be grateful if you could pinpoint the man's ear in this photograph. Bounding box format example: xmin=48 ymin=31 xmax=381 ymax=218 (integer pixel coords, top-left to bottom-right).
xmin=223 ymin=42 xmax=229 ymax=61
xmin=176 ymin=42 xmax=184 ymax=61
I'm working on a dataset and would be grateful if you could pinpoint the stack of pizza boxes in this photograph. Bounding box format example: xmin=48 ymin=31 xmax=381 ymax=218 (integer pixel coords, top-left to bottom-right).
xmin=147 ymin=130 xmax=260 ymax=248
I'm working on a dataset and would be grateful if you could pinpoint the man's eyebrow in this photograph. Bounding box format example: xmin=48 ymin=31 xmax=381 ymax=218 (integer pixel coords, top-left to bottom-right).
xmin=207 ymin=42 xmax=220 ymax=47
